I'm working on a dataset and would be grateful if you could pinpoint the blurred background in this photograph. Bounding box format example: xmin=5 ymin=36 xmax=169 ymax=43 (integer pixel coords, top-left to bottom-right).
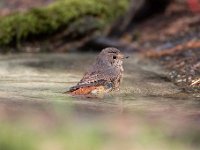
xmin=0 ymin=0 xmax=200 ymax=150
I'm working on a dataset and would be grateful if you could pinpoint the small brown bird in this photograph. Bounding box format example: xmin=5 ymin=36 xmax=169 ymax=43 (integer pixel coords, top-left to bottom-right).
xmin=67 ymin=47 xmax=127 ymax=97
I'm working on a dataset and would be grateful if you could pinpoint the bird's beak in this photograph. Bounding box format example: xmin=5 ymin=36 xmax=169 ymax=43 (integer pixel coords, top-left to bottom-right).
xmin=118 ymin=53 xmax=129 ymax=59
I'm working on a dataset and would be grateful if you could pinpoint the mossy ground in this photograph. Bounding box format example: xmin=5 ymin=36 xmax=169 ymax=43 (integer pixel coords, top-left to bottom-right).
xmin=0 ymin=0 xmax=129 ymax=48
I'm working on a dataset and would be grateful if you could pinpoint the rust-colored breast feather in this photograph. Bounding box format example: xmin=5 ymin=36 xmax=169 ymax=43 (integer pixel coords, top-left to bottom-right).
xmin=70 ymin=86 xmax=97 ymax=95
xmin=67 ymin=80 xmax=113 ymax=96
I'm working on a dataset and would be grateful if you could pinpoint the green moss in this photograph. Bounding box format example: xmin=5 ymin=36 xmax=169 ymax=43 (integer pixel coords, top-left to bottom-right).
xmin=0 ymin=0 xmax=129 ymax=47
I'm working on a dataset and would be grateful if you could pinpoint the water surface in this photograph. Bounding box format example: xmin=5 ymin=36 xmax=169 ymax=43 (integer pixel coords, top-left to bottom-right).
xmin=0 ymin=53 xmax=199 ymax=150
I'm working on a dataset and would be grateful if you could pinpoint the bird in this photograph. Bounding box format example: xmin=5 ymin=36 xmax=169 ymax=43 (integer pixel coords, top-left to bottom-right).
xmin=66 ymin=47 xmax=127 ymax=97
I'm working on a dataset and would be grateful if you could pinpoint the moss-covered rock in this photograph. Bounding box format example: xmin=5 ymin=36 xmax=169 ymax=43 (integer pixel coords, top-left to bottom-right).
xmin=0 ymin=0 xmax=129 ymax=47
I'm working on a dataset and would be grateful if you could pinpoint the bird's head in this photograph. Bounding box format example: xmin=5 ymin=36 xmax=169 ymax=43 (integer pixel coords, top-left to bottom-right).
xmin=97 ymin=47 xmax=127 ymax=68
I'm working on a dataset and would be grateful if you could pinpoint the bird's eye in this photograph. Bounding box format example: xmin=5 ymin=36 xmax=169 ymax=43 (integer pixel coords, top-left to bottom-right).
xmin=113 ymin=56 xmax=117 ymax=59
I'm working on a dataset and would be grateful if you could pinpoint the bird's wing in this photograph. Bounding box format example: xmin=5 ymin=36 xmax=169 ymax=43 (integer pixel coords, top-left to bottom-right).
xmin=78 ymin=67 xmax=118 ymax=86
xmin=68 ymin=67 xmax=118 ymax=93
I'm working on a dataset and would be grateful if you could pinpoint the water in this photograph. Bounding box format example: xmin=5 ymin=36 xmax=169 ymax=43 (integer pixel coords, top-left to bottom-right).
xmin=0 ymin=53 xmax=199 ymax=150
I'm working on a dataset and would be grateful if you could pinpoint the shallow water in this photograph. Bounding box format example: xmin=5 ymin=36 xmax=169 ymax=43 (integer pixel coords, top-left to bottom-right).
xmin=0 ymin=53 xmax=200 ymax=150
xmin=0 ymin=53 xmax=199 ymax=117
xmin=0 ymin=53 xmax=198 ymax=107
